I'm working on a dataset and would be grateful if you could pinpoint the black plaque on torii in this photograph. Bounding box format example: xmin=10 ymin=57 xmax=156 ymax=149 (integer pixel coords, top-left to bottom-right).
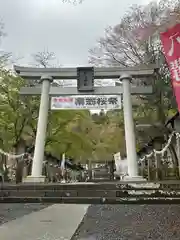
xmin=77 ymin=67 xmax=94 ymax=92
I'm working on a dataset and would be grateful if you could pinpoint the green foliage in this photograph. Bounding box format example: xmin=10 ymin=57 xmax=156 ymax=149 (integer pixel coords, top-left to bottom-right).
xmin=0 ymin=69 xmax=122 ymax=161
xmin=45 ymin=110 xmax=94 ymax=158
xmin=0 ymin=70 xmax=36 ymax=150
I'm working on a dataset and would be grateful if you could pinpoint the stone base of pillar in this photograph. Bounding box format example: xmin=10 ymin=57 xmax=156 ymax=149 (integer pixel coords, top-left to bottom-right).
xmin=122 ymin=175 xmax=147 ymax=182
xmin=114 ymin=171 xmax=122 ymax=176
xmin=23 ymin=175 xmax=46 ymax=183
xmin=114 ymin=171 xmax=125 ymax=180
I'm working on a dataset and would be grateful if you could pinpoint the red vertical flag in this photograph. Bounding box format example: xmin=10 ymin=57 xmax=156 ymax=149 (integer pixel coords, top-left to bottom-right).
xmin=160 ymin=23 xmax=180 ymax=111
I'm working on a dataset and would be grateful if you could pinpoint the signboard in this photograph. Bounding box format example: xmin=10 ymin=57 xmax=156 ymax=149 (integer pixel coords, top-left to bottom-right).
xmin=51 ymin=95 xmax=121 ymax=110
xmin=77 ymin=67 xmax=94 ymax=92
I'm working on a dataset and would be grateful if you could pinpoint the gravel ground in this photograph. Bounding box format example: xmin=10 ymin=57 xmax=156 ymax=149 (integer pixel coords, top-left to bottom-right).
xmin=71 ymin=205 xmax=180 ymax=240
xmin=1 ymin=203 xmax=180 ymax=240
xmin=0 ymin=203 xmax=51 ymax=225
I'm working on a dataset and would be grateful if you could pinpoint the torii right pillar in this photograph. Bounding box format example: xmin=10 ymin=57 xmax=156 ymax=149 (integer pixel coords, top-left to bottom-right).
xmin=120 ymin=74 xmax=146 ymax=181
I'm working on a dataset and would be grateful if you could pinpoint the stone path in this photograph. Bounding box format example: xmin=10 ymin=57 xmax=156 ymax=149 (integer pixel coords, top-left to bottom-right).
xmin=0 ymin=204 xmax=89 ymax=240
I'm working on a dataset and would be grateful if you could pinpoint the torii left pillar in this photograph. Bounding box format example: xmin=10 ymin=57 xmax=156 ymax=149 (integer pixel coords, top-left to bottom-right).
xmin=23 ymin=75 xmax=53 ymax=183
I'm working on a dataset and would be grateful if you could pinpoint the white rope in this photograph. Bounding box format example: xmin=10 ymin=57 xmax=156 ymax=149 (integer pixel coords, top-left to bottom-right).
xmin=139 ymin=151 xmax=154 ymax=162
xmin=0 ymin=149 xmax=25 ymax=158
xmin=176 ymin=132 xmax=180 ymax=139
xmin=139 ymin=131 xmax=177 ymax=162
xmin=0 ymin=149 xmax=26 ymax=182
xmin=0 ymin=149 xmax=67 ymax=181
xmin=154 ymin=132 xmax=175 ymax=155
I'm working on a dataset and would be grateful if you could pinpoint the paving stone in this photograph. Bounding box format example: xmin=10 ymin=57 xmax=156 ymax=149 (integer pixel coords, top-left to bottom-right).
xmin=0 ymin=204 xmax=89 ymax=240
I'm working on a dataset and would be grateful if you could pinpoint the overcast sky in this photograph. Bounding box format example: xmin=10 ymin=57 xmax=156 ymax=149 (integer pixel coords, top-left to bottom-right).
xmin=0 ymin=0 xmax=152 ymax=67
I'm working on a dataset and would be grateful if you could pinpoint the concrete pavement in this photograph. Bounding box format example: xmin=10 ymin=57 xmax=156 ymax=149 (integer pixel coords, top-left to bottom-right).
xmin=0 ymin=204 xmax=89 ymax=240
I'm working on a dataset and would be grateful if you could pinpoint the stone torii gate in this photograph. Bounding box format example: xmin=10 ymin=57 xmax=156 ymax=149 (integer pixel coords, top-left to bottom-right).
xmin=14 ymin=64 xmax=156 ymax=182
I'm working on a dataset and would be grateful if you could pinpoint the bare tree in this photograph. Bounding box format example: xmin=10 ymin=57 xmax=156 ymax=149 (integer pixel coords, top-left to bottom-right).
xmin=89 ymin=0 xmax=180 ymax=67
xmin=0 ymin=21 xmax=11 ymax=67
xmin=32 ymin=50 xmax=56 ymax=68
xmin=62 ymin=0 xmax=84 ymax=4
xmin=88 ymin=0 xmax=176 ymax=120
xmin=31 ymin=49 xmax=65 ymax=86
xmin=89 ymin=3 xmax=159 ymax=67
